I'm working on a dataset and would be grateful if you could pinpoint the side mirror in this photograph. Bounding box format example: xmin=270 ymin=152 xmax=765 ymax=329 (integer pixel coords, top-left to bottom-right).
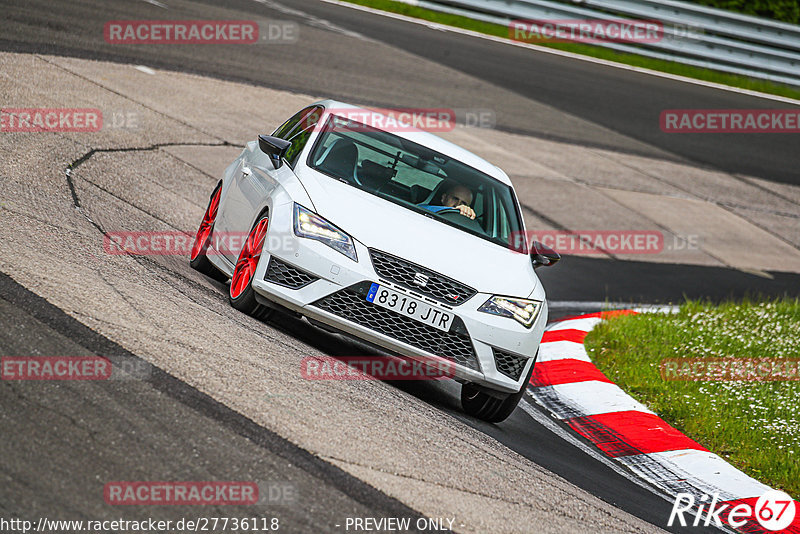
xmin=258 ymin=135 xmax=292 ymax=169
xmin=530 ymin=240 xmax=560 ymax=269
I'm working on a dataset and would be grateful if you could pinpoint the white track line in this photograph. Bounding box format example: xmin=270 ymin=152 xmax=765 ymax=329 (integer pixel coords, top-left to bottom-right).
xmin=256 ymin=0 xmax=373 ymax=41
xmin=321 ymin=0 xmax=800 ymax=106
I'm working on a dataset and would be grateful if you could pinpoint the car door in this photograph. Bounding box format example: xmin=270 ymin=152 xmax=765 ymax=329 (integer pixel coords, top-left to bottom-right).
xmin=220 ymin=106 xmax=324 ymax=263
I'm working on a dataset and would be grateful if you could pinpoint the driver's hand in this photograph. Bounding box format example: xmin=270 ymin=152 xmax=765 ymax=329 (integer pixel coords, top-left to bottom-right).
xmin=457 ymin=205 xmax=476 ymax=219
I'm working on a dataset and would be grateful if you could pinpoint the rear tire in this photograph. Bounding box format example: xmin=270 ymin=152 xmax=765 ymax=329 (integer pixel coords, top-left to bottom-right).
xmin=189 ymin=183 xmax=227 ymax=282
xmin=461 ymin=350 xmax=537 ymax=423
xmin=229 ymin=214 xmax=273 ymax=321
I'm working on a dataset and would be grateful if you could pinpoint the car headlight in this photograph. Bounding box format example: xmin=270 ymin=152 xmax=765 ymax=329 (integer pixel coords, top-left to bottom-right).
xmin=293 ymin=204 xmax=357 ymax=261
xmin=478 ymin=296 xmax=542 ymax=328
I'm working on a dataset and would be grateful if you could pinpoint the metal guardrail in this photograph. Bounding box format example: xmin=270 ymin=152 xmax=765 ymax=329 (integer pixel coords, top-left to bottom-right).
xmin=403 ymin=0 xmax=800 ymax=87
xmin=591 ymin=0 xmax=800 ymax=50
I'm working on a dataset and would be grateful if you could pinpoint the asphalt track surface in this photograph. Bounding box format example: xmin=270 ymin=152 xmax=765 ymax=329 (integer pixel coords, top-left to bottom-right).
xmin=0 ymin=272 xmax=427 ymax=532
xmin=1 ymin=0 xmax=799 ymax=532
xmin=2 ymin=0 xmax=799 ymax=185
xmin=0 ymin=273 xmax=716 ymax=534
xmin=3 ymin=0 xmax=800 ymax=301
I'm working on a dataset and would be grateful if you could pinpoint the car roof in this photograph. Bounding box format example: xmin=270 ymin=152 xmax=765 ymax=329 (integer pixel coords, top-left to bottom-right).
xmin=311 ymin=99 xmax=512 ymax=186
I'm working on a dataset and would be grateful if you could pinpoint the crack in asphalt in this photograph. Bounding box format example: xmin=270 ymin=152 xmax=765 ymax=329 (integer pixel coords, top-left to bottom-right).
xmin=66 ymin=142 xmax=234 ymax=204
xmin=59 ymin=142 xmax=242 ymax=342
xmin=62 ymin=142 xmax=325 ymax=359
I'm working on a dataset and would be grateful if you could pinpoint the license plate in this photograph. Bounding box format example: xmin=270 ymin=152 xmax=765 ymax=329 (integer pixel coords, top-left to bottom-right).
xmin=366 ymin=283 xmax=454 ymax=332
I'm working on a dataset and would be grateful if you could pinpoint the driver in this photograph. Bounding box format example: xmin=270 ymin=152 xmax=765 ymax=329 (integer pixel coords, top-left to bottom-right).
xmin=420 ymin=183 xmax=476 ymax=220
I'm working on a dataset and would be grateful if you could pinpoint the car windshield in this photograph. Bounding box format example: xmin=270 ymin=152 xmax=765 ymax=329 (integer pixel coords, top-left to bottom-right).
xmin=307 ymin=114 xmax=525 ymax=251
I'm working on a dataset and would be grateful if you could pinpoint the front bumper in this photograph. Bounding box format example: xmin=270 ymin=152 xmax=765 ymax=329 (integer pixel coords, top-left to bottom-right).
xmin=249 ymin=200 xmax=547 ymax=394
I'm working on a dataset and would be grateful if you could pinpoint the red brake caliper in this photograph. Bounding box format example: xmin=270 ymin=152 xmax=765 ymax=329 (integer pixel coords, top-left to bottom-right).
xmin=230 ymin=217 xmax=269 ymax=299
xmin=190 ymin=187 xmax=221 ymax=260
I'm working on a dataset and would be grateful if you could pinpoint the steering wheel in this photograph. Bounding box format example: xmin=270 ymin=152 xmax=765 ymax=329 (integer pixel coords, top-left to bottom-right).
xmin=436 ymin=208 xmax=486 ymax=235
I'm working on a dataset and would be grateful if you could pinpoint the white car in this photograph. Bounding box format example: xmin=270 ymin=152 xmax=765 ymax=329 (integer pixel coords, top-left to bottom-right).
xmin=190 ymin=100 xmax=560 ymax=422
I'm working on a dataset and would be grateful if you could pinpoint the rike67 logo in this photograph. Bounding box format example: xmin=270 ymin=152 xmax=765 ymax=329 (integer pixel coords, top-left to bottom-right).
xmin=669 ymin=490 xmax=797 ymax=531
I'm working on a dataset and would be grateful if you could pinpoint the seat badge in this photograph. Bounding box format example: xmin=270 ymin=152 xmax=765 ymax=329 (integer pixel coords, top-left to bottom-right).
xmin=412 ymin=272 xmax=429 ymax=287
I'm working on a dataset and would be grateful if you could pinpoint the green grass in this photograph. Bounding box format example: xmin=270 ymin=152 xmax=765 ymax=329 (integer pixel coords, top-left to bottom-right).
xmin=584 ymin=299 xmax=800 ymax=498
xmin=341 ymin=0 xmax=800 ymax=101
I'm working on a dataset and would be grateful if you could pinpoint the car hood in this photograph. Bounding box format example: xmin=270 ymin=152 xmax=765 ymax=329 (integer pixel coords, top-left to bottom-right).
xmin=297 ymin=169 xmax=538 ymax=298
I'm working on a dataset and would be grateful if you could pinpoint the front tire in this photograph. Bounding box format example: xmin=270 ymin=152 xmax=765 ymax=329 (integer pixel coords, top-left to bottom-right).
xmin=190 ymin=183 xmax=227 ymax=282
xmin=461 ymin=351 xmax=537 ymax=423
xmin=229 ymin=214 xmax=273 ymax=321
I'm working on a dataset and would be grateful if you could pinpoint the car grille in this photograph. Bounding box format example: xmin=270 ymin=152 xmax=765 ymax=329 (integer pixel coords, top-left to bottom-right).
xmin=368 ymin=249 xmax=476 ymax=306
xmin=312 ymin=282 xmax=480 ymax=371
xmin=264 ymin=257 xmax=318 ymax=289
xmin=493 ymin=348 xmax=529 ymax=381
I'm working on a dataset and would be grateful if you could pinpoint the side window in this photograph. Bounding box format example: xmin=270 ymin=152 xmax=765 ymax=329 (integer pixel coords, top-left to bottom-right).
xmin=272 ymin=106 xmax=322 ymax=140
xmin=283 ymin=107 xmax=323 ymax=168
xmin=284 ymin=129 xmax=312 ymax=168
xmin=272 ymin=112 xmax=303 ymax=139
